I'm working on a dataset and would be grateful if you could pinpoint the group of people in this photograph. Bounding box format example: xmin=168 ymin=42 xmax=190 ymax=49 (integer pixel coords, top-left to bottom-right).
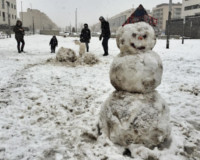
xmin=79 ymin=16 xmax=110 ymax=56
xmin=13 ymin=16 xmax=111 ymax=56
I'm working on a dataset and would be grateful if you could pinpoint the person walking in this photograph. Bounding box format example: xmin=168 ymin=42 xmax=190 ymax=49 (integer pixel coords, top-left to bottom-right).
xmin=13 ymin=20 xmax=25 ymax=53
xmin=80 ymin=23 xmax=91 ymax=52
xmin=99 ymin=16 xmax=110 ymax=56
xmin=49 ymin=35 xmax=58 ymax=53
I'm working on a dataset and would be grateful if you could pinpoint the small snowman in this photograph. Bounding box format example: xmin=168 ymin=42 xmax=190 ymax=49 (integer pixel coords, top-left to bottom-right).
xmin=99 ymin=19 xmax=171 ymax=148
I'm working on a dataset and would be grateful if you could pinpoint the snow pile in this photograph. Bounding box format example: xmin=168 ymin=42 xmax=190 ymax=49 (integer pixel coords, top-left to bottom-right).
xmin=83 ymin=53 xmax=100 ymax=65
xmin=116 ymin=22 xmax=156 ymax=56
xmin=99 ymin=91 xmax=171 ymax=147
xmin=48 ymin=46 xmax=99 ymax=66
xmin=100 ymin=22 xmax=171 ymax=150
xmin=56 ymin=47 xmax=77 ymax=63
xmin=110 ymin=51 xmax=163 ymax=93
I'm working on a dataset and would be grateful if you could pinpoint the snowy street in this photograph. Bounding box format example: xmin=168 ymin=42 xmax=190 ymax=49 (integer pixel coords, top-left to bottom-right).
xmin=0 ymin=35 xmax=200 ymax=160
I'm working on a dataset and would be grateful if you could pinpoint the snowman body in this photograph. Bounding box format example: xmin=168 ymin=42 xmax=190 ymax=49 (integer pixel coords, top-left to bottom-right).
xmin=110 ymin=50 xmax=163 ymax=93
xmin=99 ymin=22 xmax=171 ymax=148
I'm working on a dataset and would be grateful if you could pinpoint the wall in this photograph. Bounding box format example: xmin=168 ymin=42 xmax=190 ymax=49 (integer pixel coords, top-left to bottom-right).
xmin=166 ymin=15 xmax=200 ymax=38
xmin=20 ymin=8 xmax=58 ymax=31
xmin=0 ymin=0 xmax=17 ymax=26
xmin=182 ymin=0 xmax=200 ymax=18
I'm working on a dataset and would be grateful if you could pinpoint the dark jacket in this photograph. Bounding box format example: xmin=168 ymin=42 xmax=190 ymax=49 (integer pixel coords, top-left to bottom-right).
xmin=13 ymin=20 xmax=25 ymax=39
xmin=80 ymin=27 xmax=91 ymax=43
xmin=101 ymin=21 xmax=110 ymax=38
xmin=50 ymin=36 xmax=58 ymax=47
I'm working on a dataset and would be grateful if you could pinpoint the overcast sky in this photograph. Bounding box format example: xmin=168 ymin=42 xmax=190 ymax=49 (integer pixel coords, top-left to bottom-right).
xmin=17 ymin=0 xmax=182 ymax=28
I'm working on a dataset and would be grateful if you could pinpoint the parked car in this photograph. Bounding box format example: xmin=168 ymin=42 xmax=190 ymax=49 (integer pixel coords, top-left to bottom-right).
xmin=59 ymin=32 xmax=70 ymax=37
xmin=0 ymin=31 xmax=6 ymax=39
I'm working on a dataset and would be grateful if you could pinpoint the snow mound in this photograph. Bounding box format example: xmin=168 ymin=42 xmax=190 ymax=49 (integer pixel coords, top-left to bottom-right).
xmin=116 ymin=22 xmax=156 ymax=56
xmin=110 ymin=51 xmax=163 ymax=93
xmin=74 ymin=40 xmax=86 ymax=57
xmin=99 ymin=91 xmax=171 ymax=148
xmin=83 ymin=53 xmax=99 ymax=65
xmin=56 ymin=47 xmax=77 ymax=62
xmin=47 ymin=48 xmax=99 ymax=66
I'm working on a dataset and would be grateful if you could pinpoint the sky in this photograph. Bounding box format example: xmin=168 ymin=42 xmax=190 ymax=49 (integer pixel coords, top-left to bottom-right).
xmin=17 ymin=0 xmax=182 ymax=28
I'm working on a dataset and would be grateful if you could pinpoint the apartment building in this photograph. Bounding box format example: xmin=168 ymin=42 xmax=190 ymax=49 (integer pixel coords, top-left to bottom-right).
xmin=167 ymin=0 xmax=200 ymax=38
xmin=0 ymin=0 xmax=17 ymax=26
xmin=152 ymin=3 xmax=182 ymax=32
xmin=92 ymin=7 xmax=151 ymax=33
xmin=19 ymin=8 xmax=58 ymax=31
xmin=182 ymin=0 xmax=200 ymax=18
xmin=108 ymin=8 xmax=135 ymax=32
xmin=108 ymin=8 xmax=152 ymax=32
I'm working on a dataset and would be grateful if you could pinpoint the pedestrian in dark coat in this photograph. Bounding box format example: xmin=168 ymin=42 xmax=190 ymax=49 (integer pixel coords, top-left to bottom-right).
xmin=99 ymin=16 xmax=110 ymax=56
xmin=80 ymin=23 xmax=91 ymax=52
xmin=13 ymin=20 xmax=25 ymax=53
xmin=49 ymin=35 xmax=58 ymax=53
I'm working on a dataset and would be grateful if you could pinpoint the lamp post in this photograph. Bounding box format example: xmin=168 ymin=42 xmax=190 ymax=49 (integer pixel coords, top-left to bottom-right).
xmin=6 ymin=1 xmax=11 ymax=38
xmin=21 ymin=1 xmax=23 ymax=23
xmin=75 ymin=8 xmax=77 ymax=33
xmin=30 ymin=4 xmax=35 ymax=34
xmin=166 ymin=0 xmax=172 ymax=49
xmin=190 ymin=21 xmax=192 ymax=38
xmin=182 ymin=17 xmax=185 ymax=44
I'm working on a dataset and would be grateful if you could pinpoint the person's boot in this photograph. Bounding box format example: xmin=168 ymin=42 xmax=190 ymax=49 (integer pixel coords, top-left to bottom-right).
xmin=17 ymin=46 xmax=21 ymax=53
xmin=21 ymin=46 xmax=25 ymax=53
xmin=103 ymin=52 xmax=108 ymax=56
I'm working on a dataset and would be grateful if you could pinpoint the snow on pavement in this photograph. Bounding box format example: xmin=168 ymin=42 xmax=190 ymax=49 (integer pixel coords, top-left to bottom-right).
xmin=0 ymin=35 xmax=200 ymax=160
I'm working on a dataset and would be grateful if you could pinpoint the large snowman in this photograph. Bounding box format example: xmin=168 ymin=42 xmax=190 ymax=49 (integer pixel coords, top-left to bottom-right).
xmin=99 ymin=22 xmax=171 ymax=148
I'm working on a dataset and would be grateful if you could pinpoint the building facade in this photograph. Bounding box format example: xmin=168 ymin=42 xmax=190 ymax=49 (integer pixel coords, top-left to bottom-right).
xmin=108 ymin=8 xmax=135 ymax=32
xmin=152 ymin=3 xmax=182 ymax=32
xmin=182 ymin=0 xmax=200 ymax=18
xmin=166 ymin=0 xmax=200 ymax=39
xmin=19 ymin=8 xmax=58 ymax=32
xmin=0 ymin=0 xmax=17 ymax=26
xmin=108 ymin=8 xmax=152 ymax=32
xmin=92 ymin=7 xmax=151 ymax=33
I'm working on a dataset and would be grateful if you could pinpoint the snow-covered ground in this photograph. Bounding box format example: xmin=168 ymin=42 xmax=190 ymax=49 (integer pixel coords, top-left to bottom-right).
xmin=0 ymin=35 xmax=200 ymax=160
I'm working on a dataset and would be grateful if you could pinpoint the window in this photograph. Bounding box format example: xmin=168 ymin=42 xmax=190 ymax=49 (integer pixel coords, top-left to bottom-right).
xmin=185 ymin=4 xmax=200 ymax=11
xmin=11 ymin=3 xmax=13 ymax=8
xmin=12 ymin=14 xmax=14 ymax=19
xmin=3 ymin=12 xmax=5 ymax=21
xmin=2 ymin=0 xmax=5 ymax=9
xmin=14 ymin=5 xmax=16 ymax=9
xmin=15 ymin=15 xmax=16 ymax=19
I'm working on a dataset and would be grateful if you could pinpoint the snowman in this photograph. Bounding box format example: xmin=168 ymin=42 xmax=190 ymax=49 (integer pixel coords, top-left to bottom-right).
xmin=99 ymin=22 xmax=171 ymax=148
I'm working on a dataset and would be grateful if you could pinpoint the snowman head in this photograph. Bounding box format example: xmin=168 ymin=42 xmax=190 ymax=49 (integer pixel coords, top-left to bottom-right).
xmin=116 ymin=22 xmax=156 ymax=55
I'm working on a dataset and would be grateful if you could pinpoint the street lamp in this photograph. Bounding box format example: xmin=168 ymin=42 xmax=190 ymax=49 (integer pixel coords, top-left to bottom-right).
xmin=182 ymin=17 xmax=185 ymax=44
xmin=30 ymin=4 xmax=35 ymax=34
xmin=21 ymin=1 xmax=23 ymax=23
xmin=166 ymin=0 xmax=172 ymax=49
xmin=6 ymin=1 xmax=11 ymax=38
xmin=75 ymin=8 xmax=77 ymax=33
